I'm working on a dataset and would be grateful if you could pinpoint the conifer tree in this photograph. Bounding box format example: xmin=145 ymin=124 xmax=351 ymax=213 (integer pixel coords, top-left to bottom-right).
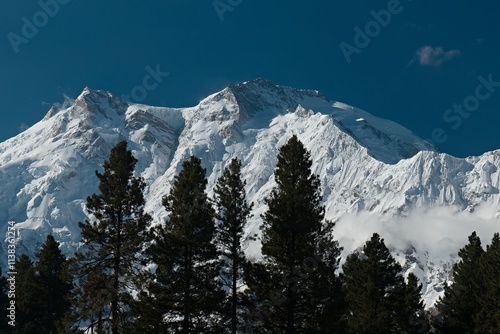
xmin=36 ymin=234 xmax=72 ymax=333
xmin=16 ymin=254 xmax=44 ymax=334
xmin=247 ymin=135 xmax=344 ymax=333
xmin=435 ymin=231 xmax=484 ymax=333
xmin=403 ymin=273 xmax=429 ymax=334
xmin=73 ymin=140 xmax=152 ymax=334
xmin=213 ymin=157 xmax=253 ymax=334
xmin=343 ymin=233 xmax=406 ymax=334
xmin=144 ymin=156 xmax=225 ymax=333
xmin=127 ymin=289 xmax=167 ymax=334
xmin=78 ymin=269 xmax=111 ymax=334
xmin=475 ymin=233 xmax=500 ymax=333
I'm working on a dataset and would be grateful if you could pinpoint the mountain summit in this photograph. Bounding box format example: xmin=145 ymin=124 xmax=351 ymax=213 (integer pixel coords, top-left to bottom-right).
xmin=1 ymin=79 xmax=499 ymax=307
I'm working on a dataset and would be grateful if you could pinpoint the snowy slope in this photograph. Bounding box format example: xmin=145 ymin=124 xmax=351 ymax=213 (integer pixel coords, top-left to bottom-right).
xmin=1 ymin=79 xmax=499 ymax=307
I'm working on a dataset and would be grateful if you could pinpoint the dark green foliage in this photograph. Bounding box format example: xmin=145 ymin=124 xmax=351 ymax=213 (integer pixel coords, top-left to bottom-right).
xmin=343 ymin=233 xmax=407 ymax=334
xmin=15 ymin=254 xmax=44 ymax=334
xmin=0 ymin=237 xmax=73 ymax=333
xmin=475 ymin=233 xmax=500 ymax=333
xmin=247 ymin=135 xmax=344 ymax=333
xmin=403 ymin=273 xmax=429 ymax=334
xmin=213 ymin=158 xmax=253 ymax=334
xmin=435 ymin=231 xmax=484 ymax=333
xmin=73 ymin=141 xmax=152 ymax=334
xmin=127 ymin=289 xmax=167 ymax=334
xmin=35 ymin=234 xmax=72 ymax=333
xmin=70 ymin=268 xmax=111 ymax=334
xmin=141 ymin=156 xmax=225 ymax=333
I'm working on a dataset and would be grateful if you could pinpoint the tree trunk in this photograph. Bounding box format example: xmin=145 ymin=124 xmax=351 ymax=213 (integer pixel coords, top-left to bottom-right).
xmin=182 ymin=245 xmax=192 ymax=334
xmin=112 ymin=213 xmax=122 ymax=334
xmin=232 ymin=243 xmax=238 ymax=334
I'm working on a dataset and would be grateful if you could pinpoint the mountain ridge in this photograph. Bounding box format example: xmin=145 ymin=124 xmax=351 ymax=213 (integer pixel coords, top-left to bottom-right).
xmin=1 ymin=78 xmax=499 ymax=307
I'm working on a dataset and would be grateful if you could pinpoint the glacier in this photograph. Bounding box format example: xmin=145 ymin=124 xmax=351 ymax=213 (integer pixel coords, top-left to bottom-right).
xmin=1 ymin=78 xmax=499 ymax=308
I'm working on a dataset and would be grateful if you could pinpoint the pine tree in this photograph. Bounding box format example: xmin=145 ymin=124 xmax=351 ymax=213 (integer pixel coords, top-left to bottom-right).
xmin=247 ymin=135 xmax=344 ymax=333
xmin=127 ymin=289 xmax=167 ymax=334
xmin=310 ymin=219 xmax=346 ymax=333
xmin=213 ymin=157 xmax=253 ymax=334
xmin=343 ymin=233 xmax=406 ymax=334
xmin=76 ymin=269 xmax=112 ymax=334
xmin=35 ymin=234 xmax=72 ymax=333
xmin=475 ymin=233 xmax=500 ymax=333
xmin=73 ymin=140 xmax=152 ymax=334
xmin=435 ymin=231 xmax=484 ymax=333
xmin=16 ymin=254 xmax=44 ymax=334
xmin=143 ymin=156 xmax=225 ymax=333
xmin=403 ymin=273 xmax=429 ymax=334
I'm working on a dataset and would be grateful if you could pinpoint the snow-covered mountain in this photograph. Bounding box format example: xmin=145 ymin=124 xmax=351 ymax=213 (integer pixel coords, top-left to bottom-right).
xmin=1 ymin=78 xmax=499 ymax=307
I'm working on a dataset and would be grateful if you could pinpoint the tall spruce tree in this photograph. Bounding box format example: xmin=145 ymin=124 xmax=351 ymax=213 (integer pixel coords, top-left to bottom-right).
xmin=343 ymin=233 xmax=407 ymax=334
xmin=475 ymin=233 xmax=500 ymax=333
xmin=247 ymin=135 xmax=344 ymax=333
xmin=73 ymin=140 xmax=152 ymax=334
xmin=36 ymin=234 xmax=72 ymax=333
xmin=144 ymin=156 xmax=225 ymax=333
xmin=435 ymin=231 xmax=484 ymax=333
xmin=213 ymin=158 xmax=253 ymax=334
xmin=403 ymin=273 xmax=429 ymax=334
xmin=16 ymin=254 xmax=44 ymax=334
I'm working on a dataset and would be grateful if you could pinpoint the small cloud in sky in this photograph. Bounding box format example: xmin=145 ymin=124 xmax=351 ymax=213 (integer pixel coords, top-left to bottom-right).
xmin=415 ymin=46 xmax=461 ymax=67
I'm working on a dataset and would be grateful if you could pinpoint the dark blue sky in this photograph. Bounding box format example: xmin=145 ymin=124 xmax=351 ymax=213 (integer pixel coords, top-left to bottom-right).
xmin=1 ymin=0 xmax=499 ymax=157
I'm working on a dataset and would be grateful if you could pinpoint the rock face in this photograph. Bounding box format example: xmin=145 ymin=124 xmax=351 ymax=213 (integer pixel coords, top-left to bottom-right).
xmin=1 ymin=79 xmax=499 ymax=307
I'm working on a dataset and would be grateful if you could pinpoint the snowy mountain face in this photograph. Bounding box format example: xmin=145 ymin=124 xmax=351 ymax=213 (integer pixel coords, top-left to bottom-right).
xmin=1 ymin=79 xmax=499 ymax=308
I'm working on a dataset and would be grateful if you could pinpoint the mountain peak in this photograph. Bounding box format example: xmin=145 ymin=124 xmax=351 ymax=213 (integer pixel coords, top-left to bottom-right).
xmin=74 ymin=87 xmax=128 ymax=117
xmin=227 ymin=78 xmax=327 ymax=102
xmin=80 ymin=86 xmax=92 ymax=96
xmin=190 ymin=78 xmax=436 ymax=163
xmin=204 ymin=78 xmax=328 ymax=125
xmin=239 ymin=77 xmax=276 ymax=88
xmin=1 ymin=79 xmax=500 ymax=309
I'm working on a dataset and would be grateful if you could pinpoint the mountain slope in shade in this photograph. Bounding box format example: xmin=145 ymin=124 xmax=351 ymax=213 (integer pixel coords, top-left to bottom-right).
xmin=1 ymin=79 xmax=499 ymax=307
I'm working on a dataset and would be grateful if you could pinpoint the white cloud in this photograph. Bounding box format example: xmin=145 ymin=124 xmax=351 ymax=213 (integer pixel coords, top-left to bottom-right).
xmin=415 ymin=46 xmax=461 ymax=66
xmin=334 ymin=204 xmax=500 ymax=262
xmin=333 ymin=205 xmax=500 ymax=308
